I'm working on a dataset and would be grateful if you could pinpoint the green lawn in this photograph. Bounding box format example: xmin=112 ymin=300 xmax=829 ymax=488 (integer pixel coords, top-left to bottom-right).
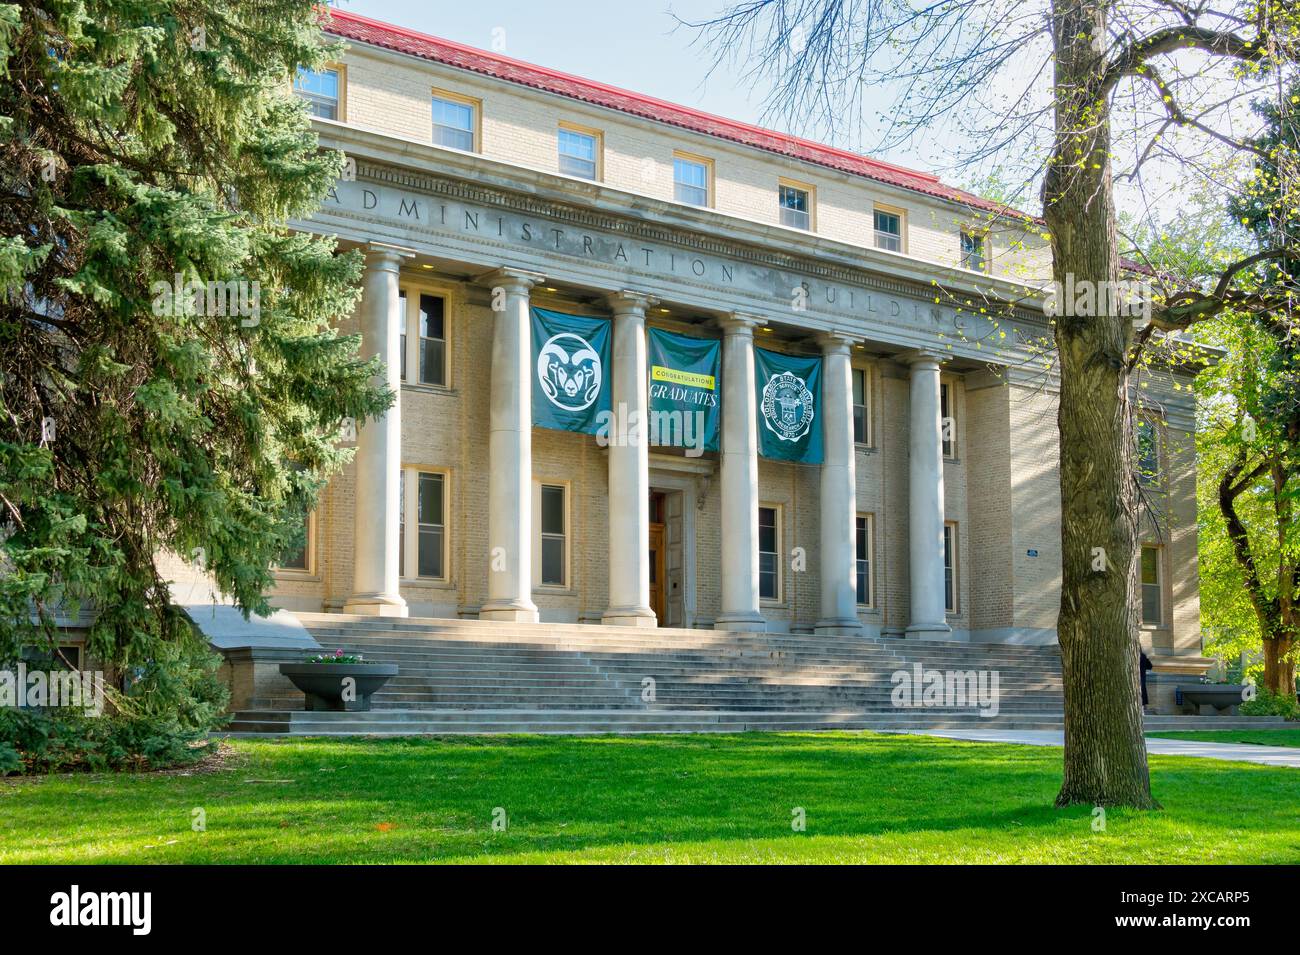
xmin=2 ymin=732 xmax=1297 ymax=864
xmin=1147 ymin=729 xmax=1300 ymax=748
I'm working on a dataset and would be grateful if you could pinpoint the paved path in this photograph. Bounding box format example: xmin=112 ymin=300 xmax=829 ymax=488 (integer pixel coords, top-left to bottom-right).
xmin=904 ymin=729 xmax=1300 ymax=768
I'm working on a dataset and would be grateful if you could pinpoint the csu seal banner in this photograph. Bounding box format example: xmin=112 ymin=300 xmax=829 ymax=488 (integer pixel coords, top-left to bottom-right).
xmin=754 ymin=347 xmax=823 ymax=464
xmin=531 ymin=307 xmax=612 ymax=434
xmin=647 ymin=328 xmax=721 ymax=453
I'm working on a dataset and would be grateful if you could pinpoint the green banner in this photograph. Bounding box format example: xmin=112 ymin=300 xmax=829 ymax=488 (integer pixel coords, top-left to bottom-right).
xmin=532 ymin=307 xmax=611 ymax=435
xmin=754 ymin=347 xmax=823 ymax=464
xmin=647 ymin=328 xmax=721 ymax=454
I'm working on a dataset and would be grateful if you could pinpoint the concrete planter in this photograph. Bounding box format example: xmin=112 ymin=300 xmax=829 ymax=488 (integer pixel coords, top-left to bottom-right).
xmin=1179 ymin=684 xmax=1248 ymax=716
xmin=279 ymin=663 xmax=398 ymax=712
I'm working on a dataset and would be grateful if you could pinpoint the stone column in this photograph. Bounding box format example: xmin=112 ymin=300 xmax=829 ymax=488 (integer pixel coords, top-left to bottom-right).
xmin=816 ymin=332 xmax=862 ymax=634
xmin=901 ymin=350 xmax=951 ymax=638
xmin=344 ymin=243 xmax=413 ymax=617
xmin=603 ymin=290 xmax=658 ymax=627
xmin=477 ymin=268 xmax=545 ymax=622
xmin=715 ymin=314 xmax=766 ymax=632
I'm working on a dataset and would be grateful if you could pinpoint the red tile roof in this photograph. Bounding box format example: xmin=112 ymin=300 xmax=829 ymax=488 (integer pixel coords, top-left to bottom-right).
xmin=321 ymin=8 xmax=1028 ymax=220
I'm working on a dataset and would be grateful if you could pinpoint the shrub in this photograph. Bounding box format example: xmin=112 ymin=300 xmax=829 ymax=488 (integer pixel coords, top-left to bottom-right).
xmin=1239 ymin=686 xmax=1300 ymax=720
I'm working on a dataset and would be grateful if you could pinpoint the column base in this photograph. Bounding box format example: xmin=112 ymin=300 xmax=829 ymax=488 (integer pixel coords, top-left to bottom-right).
xmin=601 ymin=606 xmax=658 ymax=628
xmin=905 ymin=622 xmax=955 ymax=640
xmin=814 ymin=617 xmax=864 ymax=636
xmin=479 ymin=599 xmax=539 ymax=624
xmin=715 ymin=611 xmax=767 ymax=633
xmin=342 ymin=593 xmax=408 ymax=617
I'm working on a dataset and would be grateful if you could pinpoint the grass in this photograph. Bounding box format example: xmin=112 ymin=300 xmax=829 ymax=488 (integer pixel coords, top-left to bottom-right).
xmin=1147 ymin=729 xmax=1300 ymax=748
xmin=2 ymin=732 xmax=1298 ymax=864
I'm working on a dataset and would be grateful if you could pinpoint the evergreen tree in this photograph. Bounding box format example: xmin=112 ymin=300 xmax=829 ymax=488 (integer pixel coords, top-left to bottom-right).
xmin=0 ymin=1 xmax=388 ymax=686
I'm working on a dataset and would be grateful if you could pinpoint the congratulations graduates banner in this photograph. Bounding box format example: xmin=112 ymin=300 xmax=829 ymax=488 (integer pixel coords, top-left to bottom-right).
xmin=754 ymin=347 xmax=823 ymax=464
xmin=647 ymin=328 xmax=721 ymax=453
xmin=532 ymin=307 xmax=611 ymax=434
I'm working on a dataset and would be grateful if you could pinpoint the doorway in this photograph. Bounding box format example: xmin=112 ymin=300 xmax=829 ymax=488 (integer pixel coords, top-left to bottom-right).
xmin=649 ymin=489 xmax=686 ymax=627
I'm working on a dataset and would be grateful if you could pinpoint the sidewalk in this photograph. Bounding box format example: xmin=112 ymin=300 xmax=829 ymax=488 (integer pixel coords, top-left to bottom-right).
xmin=904 ymin=729 xmax=1300 ymax=768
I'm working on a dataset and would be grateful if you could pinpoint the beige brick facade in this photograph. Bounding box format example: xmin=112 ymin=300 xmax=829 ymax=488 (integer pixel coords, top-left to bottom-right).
xmin=245 ymin=14 xmax=1205 ymax=662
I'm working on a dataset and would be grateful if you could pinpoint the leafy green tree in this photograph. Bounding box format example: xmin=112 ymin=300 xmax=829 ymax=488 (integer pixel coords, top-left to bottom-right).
xmin=0 ymin=2 xmax=387 ymax=691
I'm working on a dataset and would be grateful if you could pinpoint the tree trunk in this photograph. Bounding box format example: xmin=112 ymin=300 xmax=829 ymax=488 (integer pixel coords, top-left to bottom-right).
xmin=1262 ymin=634 xmax=1296 ymax=699
xmin=1044 ymin=0 xmax=1157 ymax=809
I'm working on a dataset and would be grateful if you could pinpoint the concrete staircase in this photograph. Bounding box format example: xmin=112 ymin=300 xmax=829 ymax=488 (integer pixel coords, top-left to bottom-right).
xmin=227 ymin=613 xmax=1071 ymax=735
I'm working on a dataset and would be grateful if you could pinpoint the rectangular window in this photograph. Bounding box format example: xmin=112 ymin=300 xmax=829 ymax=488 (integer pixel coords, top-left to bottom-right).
xmin=1141 ymin=545 xmax=1162 ymax=625
xmin=558 ymin=126 xmax=599 ymax=180
xmin=278 ymin=512 xmax=313 ymax=572
xmin=961 ymin=231 xmax=986 ymax=271
xmin=940 ymin=382 xmax=955 ymax=458
xmin=399 ymin=289 xmax=407 ymax=382
xmin=673 ymin=154 xmax=710 ymax=206
xmin=944 ymin=523 xmax=957 ymax=613
xmin=540 ymin=484 xmax=567 ymax=586
xmin=779 ymin=183 xmax=811 ymax=230
xmin=1136 ymin=419 xmax=1159 ymax=486
xmin=874 ymin=209 xmax=902 ymax=252
xmin=759 ymin=505 xmax=780 ymax=600
xmin=432 ymin=93 xmax=477 ymax=151
xmin=852 ymin=367 xmax=869 ymax=445
xmin=856 ymin=514 xmax=873 ymax=606
xmin=294 ymin=66 xmax=340 ymax=119
xmin=417 ymin=472 xmax=445 ymax=579
xmin=418 ymin=294 xmax=446 ymax=386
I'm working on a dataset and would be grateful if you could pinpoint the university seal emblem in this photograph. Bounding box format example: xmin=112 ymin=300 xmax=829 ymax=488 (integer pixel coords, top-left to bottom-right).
xmin=760 ymin=370 xmax=814 ymax=442
xmin=537 ymin=332 xmax=602 ymax=412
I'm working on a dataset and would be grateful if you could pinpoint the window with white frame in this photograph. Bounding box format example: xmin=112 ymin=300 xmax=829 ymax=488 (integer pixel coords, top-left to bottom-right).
xmin=431 ymin=93 xmax=477 ymax=151
xmin=759 ymin=505 xmax=781 ymax=600
xmin=673 ymin=154 xmax=710 ymax=206
xmin=856 ymin=514 xmax=873 ymax=606
xmin=940 ymin=382 xmax=956 ymax=458
xmin=779 ymin=182 xmax=812 ymax=230
xmin=852 ymin=367 xmax=870 ymax=445
xmin=944 ymin=522 xmax=958 ymax=613
xmin=558 ymin=126 xmax=599 ymax=180
xmin=1136 ymin=418 xmax=1160 ymax=486
xmin=397 ymin=290 xmax=447 ymax=387
xmin=874 ymin=209 xmax=902 ymax=251
xmin=538 ymin=483 xmax=568 ymax=586
xmin=961 ymin=231 xmax=986 ymax=271
xmin=399 ymin=469 xmax=447 ymax=580
xmin=1141 ymin=545 xmax=1162 ymax=625
xmin=294 ymin=67 xmax=341 ymax=119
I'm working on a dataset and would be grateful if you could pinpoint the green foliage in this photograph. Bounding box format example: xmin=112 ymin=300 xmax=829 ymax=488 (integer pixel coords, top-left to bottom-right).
xmin=1240 ymin=687 xmax=1300 ymax=720
xmin=0 ymin=2 xmax=389 ymax=687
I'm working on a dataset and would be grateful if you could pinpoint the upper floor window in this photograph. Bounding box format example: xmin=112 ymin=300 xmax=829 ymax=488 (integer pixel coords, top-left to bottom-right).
xmin=759 ymin=505 xmax=781 ymax=600
xmin=940 ymin=381 xmax=956 ymax=458
xmin=558 ymin=125 xmax=600 ymax=180
xmin=779 ymin=182 xmax=812 ymax=230
xmin=294 ymin=66 xmax=341 ymax=120
xmin=398 ymin=290 xmax=448 ymax=387
xmin=961 ymin=231 xmax=986 ymax=271
xmin=673 ymin=153 xmax=711 ymax=206
xmin=852 ymin=367 xmax=870 ymax=445
xmin=874 ymin=209 xmax=902 ymax=252
xmin=1141 ymin=545 xmax=1162 ymax=625
xmin=1136 ymin=418 xmax=1159 ymax=486
xmin=856 ymin=514 xmax=874 ymax=607
xmin=432 ymin=92 xmax=478 ymax=151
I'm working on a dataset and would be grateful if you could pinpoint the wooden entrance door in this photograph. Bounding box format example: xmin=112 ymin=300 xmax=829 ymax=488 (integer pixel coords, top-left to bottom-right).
xmin=648 ymin=522 xmax=666 ymax=624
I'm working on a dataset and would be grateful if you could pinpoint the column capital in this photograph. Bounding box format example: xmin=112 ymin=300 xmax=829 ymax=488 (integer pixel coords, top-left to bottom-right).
xmin=606 ymin=289 xmax=659 ymax=316
xmin=717 ymin=312 xmax=766 ymax=337
xmin=896 ymin=347 xmax=947 ymax=369
xmin=364 ymin=242 xmax=416 ymax=272
xmin=817 ymin=330 xmax=858 ymax=356
xmin=475 ymin=267 xmax=546 ymax=295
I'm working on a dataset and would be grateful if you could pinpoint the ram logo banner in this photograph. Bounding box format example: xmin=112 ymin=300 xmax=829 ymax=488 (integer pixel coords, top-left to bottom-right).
xmin=647 ymin=327 xmax=721 ymax=452
xmin=531 ymin=307 xmax=611 ymax=434
xmin=755 ymin=347 xmax=823 ymax=463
